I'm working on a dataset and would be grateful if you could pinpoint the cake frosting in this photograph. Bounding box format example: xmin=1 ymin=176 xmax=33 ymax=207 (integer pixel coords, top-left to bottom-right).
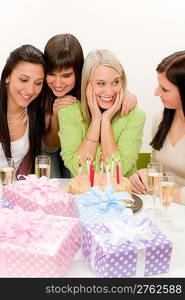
xmin=68 ymin=173 xmax=132 ymax=195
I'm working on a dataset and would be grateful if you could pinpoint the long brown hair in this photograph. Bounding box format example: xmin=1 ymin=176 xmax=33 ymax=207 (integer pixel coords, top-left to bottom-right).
xmin=150 ymin=51 xmax=185 ymax=150
xmin=43 ymin=33 xmax=84 ymax=114
xmin=0 ymin=44 xmax=46 ymax=172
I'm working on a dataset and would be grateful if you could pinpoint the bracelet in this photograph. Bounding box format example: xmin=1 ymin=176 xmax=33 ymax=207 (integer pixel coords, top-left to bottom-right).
xmin=85 ymin=135 xmax=99 ymax=143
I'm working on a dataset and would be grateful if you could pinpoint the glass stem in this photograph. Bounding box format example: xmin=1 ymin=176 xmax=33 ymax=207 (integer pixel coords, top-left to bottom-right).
xmin=152 ymin=195 xmax=156 ymax=208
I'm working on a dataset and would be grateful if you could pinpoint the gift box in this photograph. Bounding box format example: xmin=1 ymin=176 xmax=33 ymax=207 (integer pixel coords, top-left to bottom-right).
xmin=2 ymin=175 xmax=75 ymax=217
xmin=0 ymin=206 xmax=80 ymax=277
xmin=81 ymin=209 xmax=173 ymax=277
xmin=75 ymin=185 xmax=134 ymax=224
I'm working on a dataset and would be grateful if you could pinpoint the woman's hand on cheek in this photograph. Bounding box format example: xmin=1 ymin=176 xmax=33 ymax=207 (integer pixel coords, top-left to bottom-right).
xmin=86 ymin=83 xmax=102 ymax=121
xmin=53 ymin=95 xmax=77 ymax=114
xmin=102 ymin=90 xmax=122 ymax=122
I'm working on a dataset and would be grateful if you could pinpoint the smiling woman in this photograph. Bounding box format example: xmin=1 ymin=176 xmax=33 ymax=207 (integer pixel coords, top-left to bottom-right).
xmin=0 ymin=44 xmax=47 ymax=175
xmin=6 ymin=61 xmax=44 ymax=139
xmin=42 ymin=33 xmax=85 ymax=178
xmin=92 ymin=64 xmax=123 ymax=110
xmin=129 ymin=50 xmax=185 ymax=206
xmin=58 ymin=49 xmax=145 ymax=177
xmin=42 ymin=33 xmax=139 ymax=178
xmin=46 ymin=68 xmax=76 ymax=98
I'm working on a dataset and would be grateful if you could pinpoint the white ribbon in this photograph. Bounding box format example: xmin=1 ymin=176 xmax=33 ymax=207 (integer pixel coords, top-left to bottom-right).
xmin=88 ymin=210 xmax=156 ymax=277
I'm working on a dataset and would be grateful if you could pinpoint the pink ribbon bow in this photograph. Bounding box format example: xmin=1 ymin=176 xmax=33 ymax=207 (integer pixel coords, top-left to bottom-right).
xmin=0 ymin=206 xmax=47 ymax=245
xmin=12 ymin=175 xmax=64 ymax=205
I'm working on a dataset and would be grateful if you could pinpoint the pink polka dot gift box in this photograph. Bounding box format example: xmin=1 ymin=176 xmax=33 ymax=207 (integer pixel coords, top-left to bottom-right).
xmin=2 ymin=175 xmax=75 ymax=217
xmin=81 ymin=209 xmax=173 ymax=278
xmin=0 ymin=206 xmax=80 ymax=277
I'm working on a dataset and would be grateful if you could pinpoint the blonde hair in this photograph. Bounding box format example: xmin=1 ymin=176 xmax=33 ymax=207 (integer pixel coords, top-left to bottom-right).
xmin=81 ymin=49 xmax=127 ymax=124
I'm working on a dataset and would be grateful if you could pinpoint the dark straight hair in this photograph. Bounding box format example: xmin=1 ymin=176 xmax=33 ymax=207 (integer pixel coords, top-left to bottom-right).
xmin=150 ymin=51 xmax=185 ymax=150
xmin=0 ymin=44 xmax=46 ymax=172
xmin=43 ymin=33 xmax=84 ymax=113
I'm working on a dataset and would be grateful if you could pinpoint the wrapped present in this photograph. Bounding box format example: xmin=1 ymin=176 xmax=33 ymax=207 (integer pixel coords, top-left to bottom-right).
xmin=81 ymin=209 xmax=173 ymax=277
xmin=2 ymin=175 xmax=75 ymax=217
xmin=75 ymin=185 xmax=134 ymax=224
xmin=0 ymin=206 xmax=80 ymax=277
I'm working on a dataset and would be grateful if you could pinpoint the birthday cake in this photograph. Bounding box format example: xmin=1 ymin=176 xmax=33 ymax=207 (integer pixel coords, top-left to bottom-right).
xmin=68 ymin=173 xmax=132 ymax=195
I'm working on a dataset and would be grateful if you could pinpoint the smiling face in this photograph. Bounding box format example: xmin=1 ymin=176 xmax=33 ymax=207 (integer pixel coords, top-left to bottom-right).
xmin=91 ymin=64 xmax=122 ymax=109
xmin=6 ymin=61 xmax=44 ymax=111
xmin=46 ymin=67 xmax=76 ymax=98
xmin=155 ymin=72 xmax=182 ymax=110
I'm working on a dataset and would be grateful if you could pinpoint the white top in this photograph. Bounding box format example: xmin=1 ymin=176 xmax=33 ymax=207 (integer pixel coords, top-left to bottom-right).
xmin=151 ymin=112 xmax=185 ymax=205
xmin=0 ymin=124 xmax=29 ymax=172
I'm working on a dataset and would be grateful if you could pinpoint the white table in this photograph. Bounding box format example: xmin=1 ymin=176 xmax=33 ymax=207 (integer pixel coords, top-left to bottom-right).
xmin=60 ymin=179 xmax=185 ymax=278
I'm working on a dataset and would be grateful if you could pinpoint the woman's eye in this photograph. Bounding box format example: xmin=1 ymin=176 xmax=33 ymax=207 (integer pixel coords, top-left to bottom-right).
xmin=63 ymin=74 xmax=71 ymax=78
xmin=20 ymin=78 xmax=27 ymax=82
xmin=97 ymin=82 xmax=105 ymax=86
xmin=113 ymin=80 xmax=120 ymax=86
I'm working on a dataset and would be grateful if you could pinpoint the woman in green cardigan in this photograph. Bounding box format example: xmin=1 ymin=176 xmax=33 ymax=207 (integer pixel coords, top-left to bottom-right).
xmin=58 ymin=49 xmax=145 ymax=177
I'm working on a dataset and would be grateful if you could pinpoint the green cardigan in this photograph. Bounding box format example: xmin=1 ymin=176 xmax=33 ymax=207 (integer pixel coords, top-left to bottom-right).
xmin=58 ymin=101 xmax=145 ymax=177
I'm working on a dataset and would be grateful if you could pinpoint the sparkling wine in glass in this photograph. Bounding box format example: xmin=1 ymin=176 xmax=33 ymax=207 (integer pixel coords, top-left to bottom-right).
xmin=0 ymin=158 xmax=15 ymax=186
xmin=144 ymin=162 xmax=162 ymax=217
xmin=159 ymin=172 xmax=175 ymax=224
xmin=35 ymin=156 xmax=51 ymax=178
xmin=0 ymin=158 xmax=15 ymax=202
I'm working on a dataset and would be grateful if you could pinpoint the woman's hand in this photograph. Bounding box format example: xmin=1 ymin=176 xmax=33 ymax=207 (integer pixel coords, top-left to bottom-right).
xmin=129 ymin=168 xmax=148 ymax=194
xmin=53 ymin=95 xmax=77 ymax=115
xmin=86 ymin=83 xmax=102 ymax=121
xmin=120 ymin=92 xmax=137 ymax=116
xmin=102 ymin=89 xmax=123 ymax=122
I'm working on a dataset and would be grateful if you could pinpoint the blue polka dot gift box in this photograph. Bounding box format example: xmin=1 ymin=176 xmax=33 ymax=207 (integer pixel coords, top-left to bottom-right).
xmin=75 ymin=185 xmax=134 ymax=223
xmin=81 ymin=209 xmax=173 ymax=278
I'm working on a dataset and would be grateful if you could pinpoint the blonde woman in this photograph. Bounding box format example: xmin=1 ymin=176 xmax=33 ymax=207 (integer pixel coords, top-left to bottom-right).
xmin=58 ymin=49 xmax=145 ymax=177
xmin=43 ymin=34 xmax=138 ymax=177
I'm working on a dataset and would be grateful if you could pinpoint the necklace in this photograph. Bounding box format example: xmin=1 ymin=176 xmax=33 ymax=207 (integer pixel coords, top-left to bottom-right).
xmin=9 ymin=119 xmax=28 ymax=136
xmin=8 ymin=108 xmax=28 ymax=136
xmin=8 ymin=107 xmax=27 ymax=118
xmin=8 ymin=108 xmax=27 ymax=124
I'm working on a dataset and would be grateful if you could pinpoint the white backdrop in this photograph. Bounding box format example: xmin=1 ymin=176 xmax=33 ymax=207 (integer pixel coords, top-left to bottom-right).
xmin=1 ymin=0 xmax=185 ymax=151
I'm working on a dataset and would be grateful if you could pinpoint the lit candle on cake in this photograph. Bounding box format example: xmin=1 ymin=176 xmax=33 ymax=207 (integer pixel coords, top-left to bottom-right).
xmin=90 ymin=161 xmax=95 ymax=187
xmin=99 ymin=153 xmax=104 ymax=185
xmin=86 ymin=153 xmax=90 ymax=175
xmin=78 ymin=156 xmax=82 ymax=183
xmin=111 ymin=153 xmax=115 ymax=177
xmin=106 ymin=162 xmax=111 ymax=185
xmin=116 ymin=159 xmax=120 ymax=184
xmin=118 ymin=158 xmax=122 ymax=180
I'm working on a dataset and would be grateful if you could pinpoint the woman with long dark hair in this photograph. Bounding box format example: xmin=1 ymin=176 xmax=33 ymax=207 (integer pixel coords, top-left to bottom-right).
xmin=130 ymin=51 xmax=185 ymax=205
xmin=43 ymin=33 xmax=138 ymax=177
xmin=0 ymin=44 xmax=46 ymax=175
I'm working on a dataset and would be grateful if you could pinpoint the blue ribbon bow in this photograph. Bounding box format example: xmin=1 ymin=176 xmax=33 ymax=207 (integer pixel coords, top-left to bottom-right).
xmin=76 ymin=185 xmax=134 ymax=213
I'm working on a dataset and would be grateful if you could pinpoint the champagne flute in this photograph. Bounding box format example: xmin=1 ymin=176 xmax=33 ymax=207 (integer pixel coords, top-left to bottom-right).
xmin=144 ymin=162 xmax=162 ymax=217
xmin=35 ymin=155 xmax=51 ymax=178
xmin=0 ymin=158 xmax=15 ymax=204
xmin=159 ymin=172 xmax=175 ymax=224
xmin=0 ymin=158 xmax=15 ymax=186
